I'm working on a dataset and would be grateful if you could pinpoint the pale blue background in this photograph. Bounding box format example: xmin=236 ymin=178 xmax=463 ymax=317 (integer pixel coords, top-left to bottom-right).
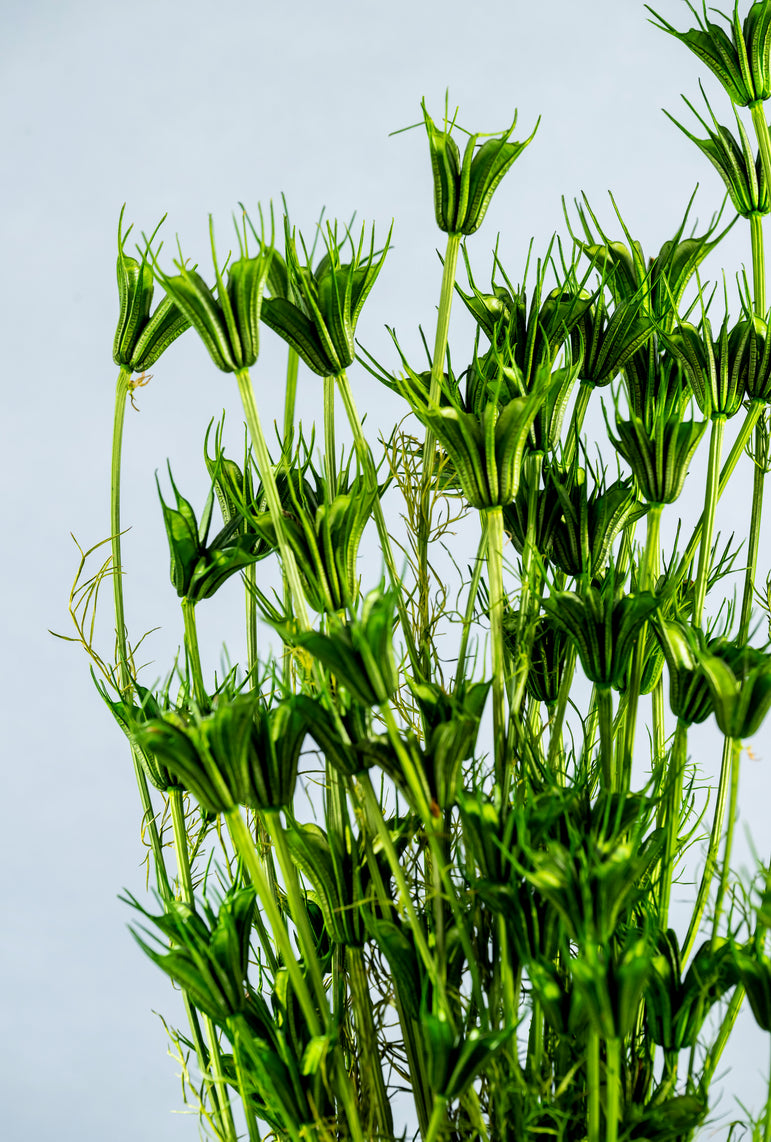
xmin=3 ymin=0 xmax=771 ymax=1137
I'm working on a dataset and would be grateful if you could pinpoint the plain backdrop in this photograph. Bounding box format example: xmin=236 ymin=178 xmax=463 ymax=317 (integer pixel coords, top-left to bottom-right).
xmin=4 ymin=0 xmax=771 ymax=1137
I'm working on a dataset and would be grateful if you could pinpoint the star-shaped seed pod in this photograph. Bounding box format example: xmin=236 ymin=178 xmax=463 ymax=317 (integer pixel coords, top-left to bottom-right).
xmin=648 ymin=1 xmax=771 ymax=108
xmin=260 ymin=213 xmax=391 ymax=377
xmin=135 ymin=691 xmax=310 ymax=815
xmin=420 ymin=97 xmax=538 ymax=236
xmin=607 ymin=391 xmax=708 ymax=506
xmin=665 ymin=88 xmax=769 ymax=219
xmin=654 ymin=619 xmax=716 ymax=725
xmin=148 ymin=214 xmax=273 ymax=373
xmin=665 ymin=314 xmax=750 ymax=419
xmin=112 ymin=206 xmax=190 ymax=372
xmin=697 ymin=636 xmax=771 ymax=737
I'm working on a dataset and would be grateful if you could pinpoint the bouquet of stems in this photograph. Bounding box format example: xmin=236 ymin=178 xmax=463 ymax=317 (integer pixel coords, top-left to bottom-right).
xmin=62 ymin=3 xmax=771 ymax=1138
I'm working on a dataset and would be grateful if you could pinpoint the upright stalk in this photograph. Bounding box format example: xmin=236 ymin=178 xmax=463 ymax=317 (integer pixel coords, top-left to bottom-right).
xmin=693 ymin=415 xmax=726 ymax=625
xmin=235 ymin=368 xmax=310 ymax=631
xmin=323 ymin=374 xmax=337 ymax=498
xmin=418 ymin=232 xmax=462 ymax=674
xmin=486 ymin=506 xmax=507 ymax=791
xmin=622 ymin=503 xmax=662 ymax=784
xmin=658 ymin=718 xmax=687 ymax=930
xmin=683 ymin=733 xmax=735 ymax=961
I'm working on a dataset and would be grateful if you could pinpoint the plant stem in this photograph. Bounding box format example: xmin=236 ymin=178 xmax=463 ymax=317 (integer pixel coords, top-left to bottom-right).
xmin=710 ymin=737 xmax=742 ymax=945
xmin=605 ymin=1037 xmax=620 ymax=1142
xmin=683 ymin=733 xmax=734 ymax=961
xmin=418 ymin=232 xmax=462 ymax=676
xmin=739 ymin=416 xmax=768 ymax=643
xmin=597 ymin=686 xmax=615 ymax=793
xmin=751 ymin=211 xmax=767 ymax=318
xmin=283 ymin=346 xmax=299 ymax=443
xmin=235 ymin=367 xmax=310 ymax=632
xmin=454 ymin=520 xmax=488 ymax=694
xmin=323 ymin=374 xmax=337 ymax=497
xmin=226 ymin=808 xmax=322 ymax=1038
xmin=622 ymin=503 xmax=662 ymax=785
xmin=587 ymin=1029 xmax=600 ymax=1142
xmin=335 ymin=366 xmax=421 ymax=671
xmin=659 ymin=718 xmax=687 ymax=930
xmin=486 ymin=506 xmax=507 ymax=792
xmin=346 ymin=944 xmax=394 ymax=1139
xmin=425 ymin=1094 xmax=449 ymax=1142
xmin=694 ymin=415 xmax=725 ymax=626
xmin=181 ymin=597 xmax=208 ymax=710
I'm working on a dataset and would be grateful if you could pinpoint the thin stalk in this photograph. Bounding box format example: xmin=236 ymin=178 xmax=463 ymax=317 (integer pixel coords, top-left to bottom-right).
xmin=346 ymin=944 xmax=394 ymax=1139
xmin=454 ymin=520 xmax=488 ymax=694
xmin=228 ymin=1021 xmax=265 ymax=1142
xmin=587 ymin=1029 xmax=600 ymax=1142
xmin=418 ymin=232 xmax=462 ymax=675
xmin=335 ymin=367 xmax=420 ymax=671
xmin=181 ymin=597 xmax=208 ymax=711
xmin=622 ymin=504 xmax=662 ymax=785
xmin=658 ymin=718 xmax=687 ymax=929
xmin=564 ymin=381 xmax=593 ymax=469
xmin=244 ymin=564 xmax=258 ymax=688
xmin=677 ymin=401 xmax=763 ymax=588
xmin=110 ymin=367 xmax=171 ymax=900
xmin=235 ymin=368 xmax=310 ymax=631
xmin=261 ymin=810 xmax=330 ymax=1027
xmin=425 ymin=1094 xmax=449 ymax=1142
xmin=710 ymin=737 xmax=742 ymax=945
xmin=694 ymin=415 xmax=726 ymax=626
xmin=683 ymin=733 xmax=734 ymax=961
xmin=323 ymin=374 xmax=337 ymax=498
xmin=739 ymin=418 xmax=767 ymax=643
xmin=226 ymin=808 xmax=322 ymax=1038
xmin=283 ymin=346 xmax=299 ymax=443
xmin=547 ymin=642 xmax=577 ymax=775
xmin=751 ymin=211 xmax=767 ymax=318
xmin=486 ymin=506 xmax=507 ymax=791
xmin=752 ymin=102 xmax=771 ymax=268
xmin=510 ymin=451 xmax=544 ymax=720
xmin=765 ymin=1041 xmax=771 ymax=1142
xmin=605 ymin=1037 xmax=620 ymax=1142
xmin=597 ymin=686 xmax=615 ymax=793
xmin=169 ymin=789 xmax=237 ymax=1142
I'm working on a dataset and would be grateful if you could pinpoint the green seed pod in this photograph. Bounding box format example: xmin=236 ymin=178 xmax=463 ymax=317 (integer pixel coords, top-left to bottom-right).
xmin=648 ymin=1 xmax=771 ymax=107
xmin=545 ymin=462 xmax=645 ymax=581
xmin=113 ymin=206 xmax=190 ymax=371
xmin=421 ymin=98 xmax=538 ymax=236
xmin=542 ymin=570 xmax=659 ymax=691
xmin=733 ymin=948 xmax=771 ymax=1032
xmin=261 ymin=215 xmax=390 ymax=376
xmin=739 ymin=312 xmax=771 ymax=400
xmin=608 ymin=399 xmax=708 ymax=506
xmin=576 ymin=294 xmax=653 ymax=389
xmin=655 ymin=619 xmax=715 ymax=725
xmin=665 ymin=90 xmax=769 ymax=219
xmin=698 ymin=636 xmax=771 ymax=738
xmin=665 ymin=316 xmax=749 ymax=419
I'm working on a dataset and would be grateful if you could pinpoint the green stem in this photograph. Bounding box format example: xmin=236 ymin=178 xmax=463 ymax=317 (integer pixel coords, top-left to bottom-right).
xmin=346 ymin=944 xmax=394 ymax=1139
xmin=486 ymin=506 xmax=507 ymax=792
xmin=622 ymin=504 xmax=662 ymax=785
xmin=418 ymin=232 xmax=462 ymax=675
xmin=597 ymin=686 xmax=615 ymax=793
xmin=740 ymin=417 xmax=767 ymax=643
xmin=181 ymin=597 xmax=208 ymax=711
xmin=765 ymin=1040 xmax=771 ymax=1142
xmin=335 ymin=367 xmax=421 ymax=672
xmin=677 ymin=401 xmax=763 ymax=589
xmin=226 ymin=808 xmax=322 ymax=1038
xmin=169 ymin=789 xmax=237 ymax=1142
xmin=425 ymin=1094 xmax=449 ymax=1142
xmin=694 ymin=415 xmax=726 ymax=626
xmin=751 ymin=211 xmax=767 ymax=318
xmin=605 ymin=1037 xmax=620 ymax=1142
xmin=244 ymin=564 xmax=259 ymax=688
xmin=510 ymin=452 xmax=544 ymax=721
xmin=587 ymin=1030 xmax=600 ymax=1142
xmin=710 ymin=737 xmax=742 ymax=945
xmin=262 ymin=810 xmax=330 ymax=1027
xmin=547 ymin=642 xmax=577 ymax=776
xmin=683 ymin=733 xmax=734 ymax=961
xmin=564 ymin=382 xmax=593 ymax=469
xmin=659 ymin=719 xmax=687 ymax=929
xmin=110 ymin=368 xmax=171 ymax=901
xmin=454 ymin=520 xmax=488 ymax=695
xmin=283 ymin=346 xmax=299 ymax=443
xmin=323 ymin=374 xmax=337 ymax=498
xmin=235 ymin=367 xmax=310 ymax=631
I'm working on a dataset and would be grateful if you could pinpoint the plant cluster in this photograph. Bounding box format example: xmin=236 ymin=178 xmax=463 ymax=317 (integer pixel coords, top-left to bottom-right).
xmin=61 ymin=4 xmax=771 ymax=1140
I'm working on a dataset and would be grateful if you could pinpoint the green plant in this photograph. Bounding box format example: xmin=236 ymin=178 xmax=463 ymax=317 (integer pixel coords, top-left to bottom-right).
xmin=59 ymin=5 xmax=771 ymax=1139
